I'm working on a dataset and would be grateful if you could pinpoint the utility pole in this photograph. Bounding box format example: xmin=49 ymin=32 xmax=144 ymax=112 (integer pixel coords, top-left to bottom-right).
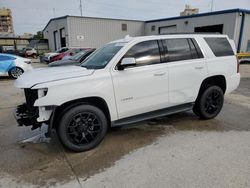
xmin=210 ymin=0 xmax=214 ymax=12
xmin=80 ymin=0 xmax=83 ymax=16
xmin=53 ymin=8 xmax=56 ymax=18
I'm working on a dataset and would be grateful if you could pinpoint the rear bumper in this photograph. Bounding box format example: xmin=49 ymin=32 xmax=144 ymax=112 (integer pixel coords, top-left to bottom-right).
xmin=15 ymin=103 xmax=42 ymax=130
xmin=226 ymin=73 xmax=240 ymax=94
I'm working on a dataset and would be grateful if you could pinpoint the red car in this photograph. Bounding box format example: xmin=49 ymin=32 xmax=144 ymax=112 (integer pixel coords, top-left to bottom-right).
xmin=50 ymin=48 xmax=90 ymax=62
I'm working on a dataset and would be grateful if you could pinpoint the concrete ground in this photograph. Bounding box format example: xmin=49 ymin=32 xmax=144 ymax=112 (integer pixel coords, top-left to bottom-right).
xmin=0 ymin=62 xmax=250 ymax=188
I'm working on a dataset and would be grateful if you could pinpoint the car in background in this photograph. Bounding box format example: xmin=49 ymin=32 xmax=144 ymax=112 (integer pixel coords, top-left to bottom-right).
xmin=41 ymin=47 xmax=69 ymax=63
xmin=48 ymin=49 xmax=95 ymax=67
xmin=0 ymin=53 xmax=33 ymax=79
xmin=50 ymin=48 xmax=88 ymax=62
xmin=239 ymin=57 xmax=250 ymax=64
xmin=23 ymin=47 xmax=38 ymax=58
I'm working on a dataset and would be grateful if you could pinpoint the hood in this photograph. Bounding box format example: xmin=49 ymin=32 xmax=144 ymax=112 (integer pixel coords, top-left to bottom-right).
xmin=15 ymin=66 xmax=94 ymax=88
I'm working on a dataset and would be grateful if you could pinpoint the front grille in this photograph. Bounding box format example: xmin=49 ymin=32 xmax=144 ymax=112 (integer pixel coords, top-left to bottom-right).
xmin=24 ymin=89 xmax=38 ymax=112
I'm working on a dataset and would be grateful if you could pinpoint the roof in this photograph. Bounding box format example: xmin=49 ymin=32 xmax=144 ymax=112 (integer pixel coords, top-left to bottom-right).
xmin=146 ymin=8 xmax=250 ymax=23
xmin=42 ymin=15 xmax=144 ymax=32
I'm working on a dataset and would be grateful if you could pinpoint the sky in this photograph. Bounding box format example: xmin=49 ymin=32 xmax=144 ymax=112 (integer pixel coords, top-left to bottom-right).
xmin=1 ymin=0 xmax=250 ymax=35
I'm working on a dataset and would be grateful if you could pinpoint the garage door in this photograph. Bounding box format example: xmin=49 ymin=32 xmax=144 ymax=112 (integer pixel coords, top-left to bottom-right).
xmin=159 ymin=25 xmax=177 ymax=34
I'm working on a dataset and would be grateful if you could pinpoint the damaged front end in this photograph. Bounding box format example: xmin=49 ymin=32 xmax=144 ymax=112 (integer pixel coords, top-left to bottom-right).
xmin=15 ymin=88 xmax=53 ymax=134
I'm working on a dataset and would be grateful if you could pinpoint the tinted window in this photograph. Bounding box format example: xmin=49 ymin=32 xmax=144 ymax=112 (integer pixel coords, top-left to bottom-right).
xmin=188 ymin=39 xmax=204 ymax=59
xmin=81 ymin=42 xmax=125 ymax=69
xmin=163 ymin=38 xmax=192 ymax=62
xmin=123 ymin=40 xmax=161 ymax=67
xmin=204 ymin=37 xmax=234 ymax=57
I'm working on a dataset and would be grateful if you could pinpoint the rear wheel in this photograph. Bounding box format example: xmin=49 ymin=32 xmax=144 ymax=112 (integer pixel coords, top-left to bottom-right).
xmin=9 ymin=67 xmax=24 ymax=79
xmin=57 ymin=104 xmax=108 ymax=152
xmin=193 ymin=86 xmax=224 ymax=119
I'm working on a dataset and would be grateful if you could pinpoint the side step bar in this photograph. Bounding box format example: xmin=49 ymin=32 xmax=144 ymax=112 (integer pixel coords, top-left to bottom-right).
xmin=112 ymin=103 xmax=194 ymax=127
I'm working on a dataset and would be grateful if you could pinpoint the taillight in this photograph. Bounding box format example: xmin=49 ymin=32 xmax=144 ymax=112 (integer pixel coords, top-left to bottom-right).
xmin=236 ymin=56 xmax=240 ymax=73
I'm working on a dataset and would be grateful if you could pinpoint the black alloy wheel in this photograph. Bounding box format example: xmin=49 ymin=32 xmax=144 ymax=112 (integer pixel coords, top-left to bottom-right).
xmin=58 ymin=104 xmax=108 ymax=152
xmin=193 ymin=86 xmax=224 ymax=119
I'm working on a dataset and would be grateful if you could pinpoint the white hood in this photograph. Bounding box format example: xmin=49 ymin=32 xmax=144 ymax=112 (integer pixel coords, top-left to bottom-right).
xmin=15 ymin=66 xmax=94 ymax=88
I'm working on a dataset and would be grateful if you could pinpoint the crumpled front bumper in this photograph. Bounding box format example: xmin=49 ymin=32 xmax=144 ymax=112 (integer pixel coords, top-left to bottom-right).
xmin=15 ymin=103 xmax=42 ymax=130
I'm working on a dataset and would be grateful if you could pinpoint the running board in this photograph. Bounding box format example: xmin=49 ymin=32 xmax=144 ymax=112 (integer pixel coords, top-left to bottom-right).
xmin=112 ymin=103 xmax=194 ymax=127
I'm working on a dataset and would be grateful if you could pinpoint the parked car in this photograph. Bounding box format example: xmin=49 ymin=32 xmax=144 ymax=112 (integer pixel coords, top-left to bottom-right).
xmin=49 ymin=48 xmax=87 ymax=62
xmin=239 ymin=57 xmax=250 ymax=64
xmin=0 ymin=53 xmax=33 ymax=79
xmin=23 ymin=47 xmax=38 ymax=58
xmin=15 ymin=34 xmax=240 ymax=152
xmin=48 ymin=49 xmax=95 ymax=67
xmin=41 ymin=47 xmax=69 ymax=63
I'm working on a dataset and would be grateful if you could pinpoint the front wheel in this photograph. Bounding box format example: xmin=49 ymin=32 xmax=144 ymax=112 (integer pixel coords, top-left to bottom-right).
xmin=57 ymin=104 xmax=108 ymax=152
xmin=193 ymin=86 xmax=224 ymax=120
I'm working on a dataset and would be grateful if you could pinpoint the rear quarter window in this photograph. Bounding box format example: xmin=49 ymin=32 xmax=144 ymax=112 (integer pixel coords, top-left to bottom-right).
xmin=204 ymin=37 xmax=234 ymax=57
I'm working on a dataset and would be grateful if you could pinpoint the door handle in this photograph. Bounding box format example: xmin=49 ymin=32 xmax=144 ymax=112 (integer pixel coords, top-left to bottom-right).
xmin=153 ymin=72 xmax=166 ymax=76
xmin=195 ymin=66 xmax=204 ymax=70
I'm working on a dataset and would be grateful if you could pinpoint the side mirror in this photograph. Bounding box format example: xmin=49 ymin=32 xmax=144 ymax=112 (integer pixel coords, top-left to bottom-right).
xmin=118 ymin=57 xmax=136 ymax=70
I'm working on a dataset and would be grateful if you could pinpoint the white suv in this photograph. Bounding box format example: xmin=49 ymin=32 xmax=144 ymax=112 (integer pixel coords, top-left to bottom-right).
xmin=15 ymin=34 xmax=240 ymax=152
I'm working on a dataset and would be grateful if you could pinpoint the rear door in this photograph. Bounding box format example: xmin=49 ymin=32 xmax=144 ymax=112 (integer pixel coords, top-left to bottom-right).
xmin=162 ymin=38 xmax=207 ymax=105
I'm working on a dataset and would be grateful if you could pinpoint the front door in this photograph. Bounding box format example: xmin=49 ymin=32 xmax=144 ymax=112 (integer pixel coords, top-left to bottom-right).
xmin=111 ymin=40 xmax=169 ymax=119
xmin=0 ymin=55 xmax=15 ymax=75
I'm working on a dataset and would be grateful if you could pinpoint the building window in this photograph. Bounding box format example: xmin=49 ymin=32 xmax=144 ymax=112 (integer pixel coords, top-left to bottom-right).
xmin=122 ymin=24 xmax=127 ymax=31
xmin=151 ymin=25 xmax=156 ymax=31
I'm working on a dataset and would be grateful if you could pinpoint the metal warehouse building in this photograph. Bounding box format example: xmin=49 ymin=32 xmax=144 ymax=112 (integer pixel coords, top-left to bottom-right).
xmin=43 ymin=8 xmax=250 ymax=52
xmin=145 ymin=9 xmax=250 ymax=52
xmin=43 ymin=16 xmax=144 ymax=51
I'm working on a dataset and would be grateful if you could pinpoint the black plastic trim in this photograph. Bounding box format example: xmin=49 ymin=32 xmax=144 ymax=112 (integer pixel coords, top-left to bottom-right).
xmin=112 ymin=103 xmax=194 ymax=127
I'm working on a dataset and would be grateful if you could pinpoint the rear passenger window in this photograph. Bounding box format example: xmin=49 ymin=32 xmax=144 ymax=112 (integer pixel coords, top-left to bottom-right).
xmin=204 ymin=37 xmax=234 ymax=57
xmin=163 ymin=39 xmax=193 ymax=62
xmin=124 ymin=40 xmax=161 ymax=67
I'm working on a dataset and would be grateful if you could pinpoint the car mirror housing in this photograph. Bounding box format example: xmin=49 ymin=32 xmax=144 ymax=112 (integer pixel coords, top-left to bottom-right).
xmin=118 ymin=57 xmax=136 ymax=70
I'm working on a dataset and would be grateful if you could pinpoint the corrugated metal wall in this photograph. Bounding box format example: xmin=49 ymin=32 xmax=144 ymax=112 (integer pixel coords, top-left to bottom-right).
xmin=67 ymin=17 xmax=144 ymax=48
xmin=43 ymin=18 xmax=68 ymax=51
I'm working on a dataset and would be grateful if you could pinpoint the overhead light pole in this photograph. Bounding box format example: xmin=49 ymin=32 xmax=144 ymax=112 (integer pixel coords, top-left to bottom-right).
xmin=80 ymin=0 xmax=83 ymax=16
xmin=210 ymin=0 xmax=214 ymax=12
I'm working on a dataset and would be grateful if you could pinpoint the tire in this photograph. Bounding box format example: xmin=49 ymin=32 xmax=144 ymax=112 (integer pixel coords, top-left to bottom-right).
xmin=193 ymin=86 xmax=224 ymax=120
xmin=57 ymin=104 xmax=108 ymax=152
xmin=32 ymin=54 xmax=37 ymax=59
xmin=9 ymin=67 xmax=24 ymax=79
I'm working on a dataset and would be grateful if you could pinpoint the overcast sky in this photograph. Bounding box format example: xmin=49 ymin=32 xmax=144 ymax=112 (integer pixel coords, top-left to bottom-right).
xmin=1 ymin=0 xmax=250 ymax=35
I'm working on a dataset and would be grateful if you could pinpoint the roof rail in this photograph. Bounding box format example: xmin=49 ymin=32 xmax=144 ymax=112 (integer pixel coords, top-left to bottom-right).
xmin=159 ymin=32 xmax=222 ymax=35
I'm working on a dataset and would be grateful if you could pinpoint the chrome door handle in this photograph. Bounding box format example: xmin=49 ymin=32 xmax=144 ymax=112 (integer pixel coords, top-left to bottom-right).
xmin=154 ymin=72 xmax=166 ymax=76
xmin=195 ymin=66 xmax=204 ymax=70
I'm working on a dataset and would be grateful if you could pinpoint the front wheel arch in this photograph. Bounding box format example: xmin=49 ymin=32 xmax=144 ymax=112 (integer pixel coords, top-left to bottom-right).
xmin=51 ymin=97 xmax=111 ymax=130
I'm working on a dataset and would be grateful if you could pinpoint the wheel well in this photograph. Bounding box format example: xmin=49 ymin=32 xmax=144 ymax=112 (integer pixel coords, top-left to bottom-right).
xmin=51 ymin=97 xmax=111 ymax=129
xmin=199 ymin=75 xmax=226 ymax=95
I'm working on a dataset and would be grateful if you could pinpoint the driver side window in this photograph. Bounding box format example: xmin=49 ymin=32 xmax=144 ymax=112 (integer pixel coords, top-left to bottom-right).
xmin=123 ymin=40 xmax=161 ymax=67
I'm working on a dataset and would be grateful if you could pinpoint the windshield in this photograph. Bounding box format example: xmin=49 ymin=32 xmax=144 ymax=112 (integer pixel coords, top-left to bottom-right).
xmin=70 ymin=51 xmax=86 ymax=61
xmin=81 ymin=42 xmax=126 ymax=69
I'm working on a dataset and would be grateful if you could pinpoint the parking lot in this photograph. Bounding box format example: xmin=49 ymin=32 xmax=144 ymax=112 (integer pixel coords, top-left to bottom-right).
xmin=0 ymin=63 xmax=250 ymax=188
